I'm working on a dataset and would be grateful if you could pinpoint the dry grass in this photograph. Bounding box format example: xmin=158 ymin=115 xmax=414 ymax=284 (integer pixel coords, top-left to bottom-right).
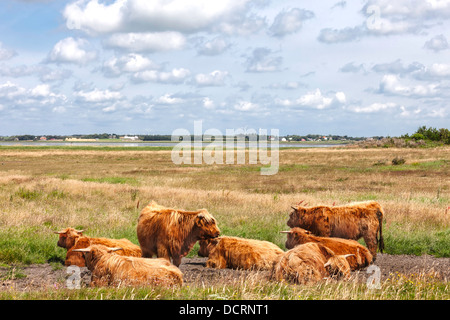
xmin=0 ymin=146 xmax=449 ymax=299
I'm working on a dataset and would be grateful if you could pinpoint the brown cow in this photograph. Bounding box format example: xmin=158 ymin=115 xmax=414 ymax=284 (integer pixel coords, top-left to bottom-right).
xmin=199 ymin=236 xmax=284 ymax=271
xmin=280 ymin=227 xmax=373 ymax=270
xmin=286 ymin=200 xmax=384 ymax=258
xmin=273 ymin=242 xmax=353 ymax=284
xmin=74 ymin=245 xmax=183 ymax=287
xmin=137 ymin=201 xmax=220 ymax=267
xmin=54 ymin=227 xmax=142 ymax=267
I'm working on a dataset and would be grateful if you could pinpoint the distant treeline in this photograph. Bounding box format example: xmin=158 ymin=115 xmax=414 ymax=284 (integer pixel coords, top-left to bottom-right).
xmin=402 ymin=126 xmax=450 ymax=144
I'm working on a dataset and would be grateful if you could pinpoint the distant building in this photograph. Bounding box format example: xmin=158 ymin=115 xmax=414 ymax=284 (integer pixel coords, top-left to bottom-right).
xmin=65 ymin=138 xmax=98 ymax=142
xmin=120 ymin=135 xmax=140 ymax=141
xmin=39 ymin=136 xmax=47 ymax=141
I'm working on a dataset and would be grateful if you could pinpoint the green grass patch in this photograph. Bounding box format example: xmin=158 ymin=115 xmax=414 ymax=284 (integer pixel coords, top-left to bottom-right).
xmin=81 ymin=177 xmax=139 ymax=185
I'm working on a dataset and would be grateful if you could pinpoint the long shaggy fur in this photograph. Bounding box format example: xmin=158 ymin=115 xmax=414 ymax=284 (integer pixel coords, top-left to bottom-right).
xmin=199 ymin=236 xmax=284 ymax=271
xmin=273 ymin=242 xmax=349 ymax=284
xmin=283 ymin=227 xmax=373 ymax=270
xmin=137 ymin=201 xmax=220 ymax=266
xmin=80 ymin=245 xmax=183 ymax=287
xmin=55 ymin=227 xmax=142 ymax=267
xmin=286 ymin=200 xmax=385 ymax=258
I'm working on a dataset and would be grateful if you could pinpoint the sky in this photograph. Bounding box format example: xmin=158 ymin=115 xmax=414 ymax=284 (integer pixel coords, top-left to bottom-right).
xmin=0 ymin=0 xmax=449 ymax=137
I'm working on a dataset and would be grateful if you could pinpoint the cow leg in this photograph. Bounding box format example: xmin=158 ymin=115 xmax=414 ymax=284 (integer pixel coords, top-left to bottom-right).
xmin=363 ymin=235 xmax=378 ymax=260
xmin=172 ymin=255 xmax=182 ymax=267
xmin=156 ymin=245 xmax=171 ymax=262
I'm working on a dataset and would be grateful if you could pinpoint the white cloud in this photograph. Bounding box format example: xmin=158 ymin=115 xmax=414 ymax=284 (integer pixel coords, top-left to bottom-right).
xmin=47 ymin=37 xmax=97 ymax=65
xmin=197 ymin=37 xmax=230 ymax=56
xmin=202 ymin=97 xmax=215 ymax=109
xmin=75 ymin=88 xmax=122 ymax=103
xmin=234 ymin=100 xmax=259 ymax=111
xmin=64 ymin=0 xmax=257 ymax=35
xmin=424 ymin=34 xmax=449 ymax=52
xmin=0 ymin=42 xmax=17 ymax=61
xmin=245 ymin=47 xmax=283 ymax=73
xmin=156 ymin=93 xmax=184 ymax=104
xmin=379 ymin=74 xmax=438 ymax=97
xmin=348 ymin=102 xmax=399 ymax=113
xmin=132 ymin=68 xmax=190 ymax=84
xmin=193 ymin=70 xmax=229 ymax=87
xmin=105 ymin=32 xmax=186 ymax=52
xmin=269 ymin=8 xmax=314 ymax=38
xmin=102 ymin=53 xmax=159 ymax=77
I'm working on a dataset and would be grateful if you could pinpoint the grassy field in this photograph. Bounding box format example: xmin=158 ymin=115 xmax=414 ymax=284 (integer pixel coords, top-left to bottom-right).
xmin=0 ymin=145 xmax=449 ymax=299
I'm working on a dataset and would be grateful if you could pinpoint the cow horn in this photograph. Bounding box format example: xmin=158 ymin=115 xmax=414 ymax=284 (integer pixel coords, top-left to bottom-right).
xmin=72 ymin=248 xmax=90 ymax=252
xmin=108 ymin=247 xmax=123 ymax=252
xmin=291 ymin=206 xmax=297 ymax=211
xmin=279 ymin=231 xmax=292 ymax=234
xmin=53 ymin=231 xmax=63 ymax=234
xmin=324 ymin=261 xmax=331 ymax=267
xmin=342 ymin=254 xmax=355 ymax=259
xmin=75 ymin=229 xmax=84 ymax=233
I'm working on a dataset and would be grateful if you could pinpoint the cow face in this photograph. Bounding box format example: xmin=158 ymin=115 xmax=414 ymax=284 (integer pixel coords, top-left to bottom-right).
xmin=55 ymin=228 xmax=83 ymax=249
xmin=284 ymin=228 xmax=313 ymax=249
xmin=198 ymin=238 xmax=220 ymax=257
xmin=195 ymin=213 xmax=220 ymax=240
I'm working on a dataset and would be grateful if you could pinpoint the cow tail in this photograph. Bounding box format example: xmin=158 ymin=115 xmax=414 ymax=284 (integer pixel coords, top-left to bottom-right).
xmin=377 ymin=209 xmax=385 ymax=253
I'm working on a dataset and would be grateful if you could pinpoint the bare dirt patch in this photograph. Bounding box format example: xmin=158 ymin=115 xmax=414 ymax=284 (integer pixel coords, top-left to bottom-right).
xmin=1 ymin=254 xmax=449 ymax=293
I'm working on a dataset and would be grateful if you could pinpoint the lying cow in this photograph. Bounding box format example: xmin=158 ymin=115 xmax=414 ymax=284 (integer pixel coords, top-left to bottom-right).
xmin=199 ymin=236 xmax=284 ymax=271
xmin=54 ymin=227 xmax=142 ymax=267
xmin=273 ymin=242 xmax=353 ymax=284
xmin=74 ymin=245 xmax=183 ymax=287
xmin=137 ymin=201 xmax=220 ymax=266
xmin=280 ymin=227 xmax=373 ymax=270
xmin=287 ymin=200 xmax=384 ymax=258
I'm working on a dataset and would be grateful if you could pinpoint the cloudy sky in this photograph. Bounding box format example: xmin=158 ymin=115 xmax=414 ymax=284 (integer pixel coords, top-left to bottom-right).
xmin=0 ymin=0 xmax=449 ymax=136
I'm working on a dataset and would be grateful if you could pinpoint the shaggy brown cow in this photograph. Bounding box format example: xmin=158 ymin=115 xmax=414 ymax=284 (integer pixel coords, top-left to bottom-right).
xmin=280 ymin=227 xmax=373 ymax=270
xmin=199 ymin=236 xmax=284 ymax=271
xmin=74 ymin=245 xmax=183 ymax=287
xmin=54 ymin=227 xmax=142 ymax=267
xmin=273 ymin=242 xmax=353 ymax=284
xmin=137 ymin=201 xmax=220 ymax=266
xmin=286 ymin=200 xmax=384 ymax=258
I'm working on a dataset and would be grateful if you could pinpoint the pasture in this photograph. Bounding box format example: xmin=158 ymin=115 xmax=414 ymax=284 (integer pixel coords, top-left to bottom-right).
xmin=0 ymin=145 xmax=449 ymax=300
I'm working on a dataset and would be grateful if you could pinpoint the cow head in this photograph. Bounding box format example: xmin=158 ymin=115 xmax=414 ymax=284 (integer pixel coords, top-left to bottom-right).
xmin=73 ymin=245 xmax=122 ymax=270
xmin=195 ymin=212 xmax=220 ymax=240
xmin=54 ymin=227 xmax=84 ymax=249
xmin=280 ymin=228 xmax=313 ymax=249
xmin=287 ymin=206 xmax=311 ymax=228
xmin=324 ymin=254 xmax=354 ymax=279
xmin=198 ymin=238 xmax=220 ymax=257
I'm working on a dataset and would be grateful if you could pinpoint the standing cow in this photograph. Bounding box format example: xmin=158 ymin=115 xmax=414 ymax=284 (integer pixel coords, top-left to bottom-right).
xmin=286 ymin=200 xmax=384 ymax=258
xmin=137 ymin=201 xmax=220 ymax=266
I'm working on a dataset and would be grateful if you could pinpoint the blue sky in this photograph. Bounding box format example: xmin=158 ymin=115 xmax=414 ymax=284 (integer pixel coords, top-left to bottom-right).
xmin=0 ymin=0 xmax=449 ymax=136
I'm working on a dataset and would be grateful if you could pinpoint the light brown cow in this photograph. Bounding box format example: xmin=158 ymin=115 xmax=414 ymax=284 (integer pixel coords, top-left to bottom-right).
xmin=273 ymin=242 xmax=353 ymax=284
xmin=54 ymin=227 xmax=142 ymax=267
xmin=286 ymin=200 xmax=384 ymax=258
xmin=74 ymin=245 xmax=183 ymax=287
xmin=199 ymin=236 xmax=284 ymax=271
xmin=137 ymin=201 xmax=220 ymax=267
xmin=280 ymin=227 xmax=373 ymax=270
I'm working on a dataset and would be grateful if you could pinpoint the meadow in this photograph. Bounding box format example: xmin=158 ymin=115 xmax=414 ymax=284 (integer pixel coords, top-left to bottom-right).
xmin=0 ymin=145 xmax=449 ymax=299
